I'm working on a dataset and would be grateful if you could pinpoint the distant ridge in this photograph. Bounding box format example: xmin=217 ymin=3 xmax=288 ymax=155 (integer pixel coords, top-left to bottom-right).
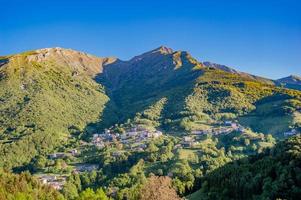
xmin=275 ymin=75 xmax=301 ymax=91
xmin=277 ymin=75 xmax=301 ymax=85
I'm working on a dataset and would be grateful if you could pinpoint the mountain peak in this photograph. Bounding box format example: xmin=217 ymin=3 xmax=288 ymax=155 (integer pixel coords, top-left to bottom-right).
xmin=288 ymin=74 xmax=301 ymax=80
xmin=130 ymin=46 xmax=174 ymax=62
xmin=8 ymin=47 xmax=116 ymax=76
xmin=153 ymin=46 xmax=174 ymax=54
xmin=277 ymin=74 xmax=301 ymax=86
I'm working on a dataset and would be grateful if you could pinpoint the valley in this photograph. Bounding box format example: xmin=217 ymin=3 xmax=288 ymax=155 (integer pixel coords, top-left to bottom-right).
xmin=0 ymin=46 xmax=300 ymax=199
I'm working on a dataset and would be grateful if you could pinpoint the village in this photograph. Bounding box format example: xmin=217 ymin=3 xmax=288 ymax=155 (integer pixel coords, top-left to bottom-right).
xmin=179 ymin=121 xmax=246 ymax=148
xmin=91 ymin=125 xmax=163 ymax=151
xmin=36 ymin=125 xmax=164 ymax=189
xmin=36 ymin=121 xmax=300 ymax=190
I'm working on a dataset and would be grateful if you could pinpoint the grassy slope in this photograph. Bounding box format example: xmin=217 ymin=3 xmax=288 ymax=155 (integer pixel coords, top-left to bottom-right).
xmin=0 ymin=52 xmax=109 ymax=168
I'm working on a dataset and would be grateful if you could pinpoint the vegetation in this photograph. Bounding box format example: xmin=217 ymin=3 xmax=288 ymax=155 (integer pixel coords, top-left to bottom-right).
xmin=96 ymin=50 xmax=301 ymax=135
xmin=0 ymin=170 xmax=64 ymax=200
xmin=0 ymin=52 xmax=109 ymax=169
xmin=139 ymin=175 xmax=181 ymax=200
xmin=0 ymin=47 xmax=300 ymax=199
xmin=190 ymin=135 xmax=301 ymax=200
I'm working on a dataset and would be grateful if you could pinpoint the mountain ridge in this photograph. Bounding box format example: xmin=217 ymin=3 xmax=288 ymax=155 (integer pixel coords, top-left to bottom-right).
xmin=0 ymin=46 xmax=300 ymax=169
xmin=2 ymin=46 xmax=297 ymax=84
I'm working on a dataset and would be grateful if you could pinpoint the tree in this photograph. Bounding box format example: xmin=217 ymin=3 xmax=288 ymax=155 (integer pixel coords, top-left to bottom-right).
xmin=146 ymin=142 xmax=159 ymax=153
xmin=33 ymin=155 xmax=47 ymax=170
xmin=139 ymin=176 xmax=181 ymax=200
xmin=244 ymin=138 xmax=250 ymax=146
xmin=62 ymin=182 xmax=78 ymax=200
xmin=77 ymin=187 xmax=109 ymax=200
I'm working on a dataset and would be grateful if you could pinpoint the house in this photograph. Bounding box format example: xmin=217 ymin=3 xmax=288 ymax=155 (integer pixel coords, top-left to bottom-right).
xmin=95 ymin=142 xmax=105 ymax=149
xmin=135 ymin=147 xmax=144 ymax=152
xmin=48 ymin=152 xmax=67 ymax=159
xmin=120 ymin=134 xmax=128 ymax=140
xmin=174 ymin=144 xmax=182 ymax=149
xmin=130 ymin=127 xmax=138 ymax=132
xmin=69 ymin=149 xmax=78 ymax=156
xmin=167 ymin=172 xmax=173 ymax=177
xmin=136 ymin=125 xmax=147 ymax=131
xmin=238 ymin=126 xmax=245 ymax=132
xmin=38 ymin=175 xmax=67 ymax=190
xmin=181 ymin=141 xmax=194 ymax=148
xmin=127 ymin=131 xmax=138 ymax=137
xmin=224 ymin=121 xmax=232 ymax=126
xmin=153 ymin=131 xmax=163 ymax=138
xmin=139 ymin=144 xmax=147 ymax=149
xmin=74 ymin=164 xmax=99 ymax=172
xmin=231 ymin=123 xmax=238 ymax=130
xmin=49 ymin=182 xmax=64 ymax=190
xmin=38 ymin=175 xmax=57 ymax=184
xmin=284 ymin=129 xmax=298 ymax=136
xmin=183 ymin=136 xmax=193 ymax=142
xmin=112 ymin=151 xmax=123 ymax=157
xmin=191 ymin=130 xmax=204 ymax=135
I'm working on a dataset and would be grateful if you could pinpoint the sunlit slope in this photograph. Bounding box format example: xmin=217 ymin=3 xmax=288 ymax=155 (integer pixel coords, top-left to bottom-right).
xmin=0 ymin=48 xmax=112 ymax=168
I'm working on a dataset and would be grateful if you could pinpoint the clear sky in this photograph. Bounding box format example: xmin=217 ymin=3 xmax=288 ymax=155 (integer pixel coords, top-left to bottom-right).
xmin=1 ymin=0 xmax=300 ymax=79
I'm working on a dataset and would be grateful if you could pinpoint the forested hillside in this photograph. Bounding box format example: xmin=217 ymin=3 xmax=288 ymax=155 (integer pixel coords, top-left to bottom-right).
xmin=188 ymin=135 xmax=301 ymax=200
xmin=0 ymin=48 xmax=113 ymax=168
xmin=0 ymin=169 xmax=64 ymax=199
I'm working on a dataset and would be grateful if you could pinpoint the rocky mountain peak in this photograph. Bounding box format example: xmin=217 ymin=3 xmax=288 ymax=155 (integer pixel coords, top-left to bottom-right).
xmin=23 ymin=47 xmax=116 ymax=76
xmin=277 ymin=74 xmax=301 ymax=85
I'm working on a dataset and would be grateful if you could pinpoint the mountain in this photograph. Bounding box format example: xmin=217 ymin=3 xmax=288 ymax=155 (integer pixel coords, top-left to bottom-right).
xmin=0 ymin=48 xmax=114 ymax=168
xmin=277 ymin=75 xmax=301 ymax=85
xmin=276 ymin=75 xmax=301 ymax=91
xmin=95 ymin=46 xmax=300 ymax=137
xmin=202 ymin=61 xmax=274 ymax=84
xmin=188 ymin=135 xmax=301 ymax=200
xmin=0 ymin=46 xmax=301 ymax=169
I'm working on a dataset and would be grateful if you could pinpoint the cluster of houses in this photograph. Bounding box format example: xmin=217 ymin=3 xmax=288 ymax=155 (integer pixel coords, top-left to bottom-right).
xmin=37 ymin=175 xmax=66 ymax=190
xmin=191 ymin=121 xmax=245 ymax=136
xmin=73 ymin=163 xmax=99 ymax=173
xmin=179 ymin=121 xmax=247 ymax=148
xmin=91 ymin=125 xmax=163 ymax=151
xmin=48 ymin=149 xmax=78 ymax=159
xmin=180 ymin=136 xmax=199 ymax=148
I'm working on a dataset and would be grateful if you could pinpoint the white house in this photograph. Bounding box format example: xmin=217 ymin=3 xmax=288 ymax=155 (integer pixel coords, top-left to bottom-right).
xmin=284 ymin=129 xmax=298 ymax=136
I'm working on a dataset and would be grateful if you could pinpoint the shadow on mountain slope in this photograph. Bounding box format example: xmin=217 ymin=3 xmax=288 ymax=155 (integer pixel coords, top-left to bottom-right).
xmin=83 ymin=50 xmax=204 ymax=134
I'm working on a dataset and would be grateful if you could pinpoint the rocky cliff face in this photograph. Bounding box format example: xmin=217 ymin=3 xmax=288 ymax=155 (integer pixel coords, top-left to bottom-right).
xmin=26 ymin=47 xmax=116 ymax=76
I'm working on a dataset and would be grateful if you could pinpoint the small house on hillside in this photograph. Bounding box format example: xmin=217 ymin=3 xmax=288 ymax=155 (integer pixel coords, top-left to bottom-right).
xmin=183 ymin=136 xmax=193 ymax=142
xmin=48 ymin=152 xmax=67 ymax=159
xmin=284 ymin=129 xmax=298 ymax=136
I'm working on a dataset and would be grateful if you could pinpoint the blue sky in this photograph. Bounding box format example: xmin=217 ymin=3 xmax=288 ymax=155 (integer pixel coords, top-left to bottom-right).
xmin=1 ymin=0 xmax=300 ymax=79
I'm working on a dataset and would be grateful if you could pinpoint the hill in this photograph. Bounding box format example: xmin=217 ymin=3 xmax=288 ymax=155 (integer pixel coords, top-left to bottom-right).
xmin=0 ymin=48 xmax=114 ymax=168
xmin=276 ymin=75 xmax=301 ymax=91
xmin=188 ymin=135 xmax=301 ymax=200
